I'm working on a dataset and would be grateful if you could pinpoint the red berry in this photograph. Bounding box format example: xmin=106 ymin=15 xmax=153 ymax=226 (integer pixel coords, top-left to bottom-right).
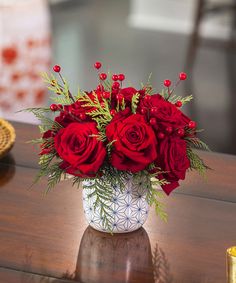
xmin=144 ymin=95 xmax=151 ymax=101
xmin=177 ymin=128 xmax=185 ymax=137
xmin=94 ymin=61 xmax=102 ymax=69
xmin=165 ymin=126 xmax=173 ymax=134
xmin=110 ymin=109 xmax=116 ymax=116
xmin=175 ymin=101 xmax=182 ymax=107
xmin=112 ymin=74 xmax=119 ymax=81
xmin=141 ymin=107 xmax=147 ymax=114
xmin=50 ymin=104 xmax=58 ymax=111
xmin=96 ymin=84 xmax=104 ymax=92
xmin=103 ymin=91 xmax=110 ymax=99
xmin=116 ymin=93 xmax=124 ymax=102
xmin=53 ymin=65 xmax=61 ymax=73
xmin=57 ymin=104 xmax=63 ymax=110
xmin=179 ymin=72 xmax=187 ymax=81
xmin=101 ymin=102 xmax=105 ymax=108
xmin=118 ymin=74 xmax=125 ymax=81
xmin=188 ymin=121 xmax=197 ymax=129
xmin=112 ymin=81 xmax=120 ymax=89
xmin=79 ymin=113 xmax=86 ymax=120
xmin=99 ymin=73 xmax=107 ymax=80
xmin=150 ymin=107 xmax=158 ymax=114
xmin=150 ymin=118 xmax=157 ymax=125
xmin=164 ymin=79 xmax=171 ymax=87
xmin=157 ymin=132 xmax=165 ymax=139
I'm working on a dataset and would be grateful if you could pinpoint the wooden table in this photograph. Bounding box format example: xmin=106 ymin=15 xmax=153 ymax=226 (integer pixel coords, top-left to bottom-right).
xmin=0 ymin=121 xmax=236 ymax=283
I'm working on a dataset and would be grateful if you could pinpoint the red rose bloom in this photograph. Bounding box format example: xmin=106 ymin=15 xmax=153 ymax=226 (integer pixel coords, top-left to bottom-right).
xmin=55 ymin=100 xmax=90 ymax=127
xmin=109 ymin=87 xmax=146 ymax=109
xmin=54 ymin=122 xmax=106 ymax=176
xmin=156 ymin=136 xmax=190 ymax=195
xmin=138 ymin=93 xmax=164 ymax=110
xmin=139 ymin=94 xmax=190 ymax=130
xmin=106 ymin=109 xmax=158 ymax=172
xmin=152 ymin=98 xmax=179 ymax=124
xmin=55 ymin=111 xmax=74 ymax=127
xmin=55 ymin=90 xmax=105 ymax=127
xmin=120 ymin=87 xmax=137 ymax=103
xmin=119 ymin=87 xmax=147 ymax=105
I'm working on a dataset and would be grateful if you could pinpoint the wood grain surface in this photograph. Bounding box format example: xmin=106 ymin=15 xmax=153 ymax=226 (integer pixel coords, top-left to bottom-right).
xmin=0 ymin=267 xmax=73 ymax=283
xmin=0 ymin=121 xmax=236 ymax=283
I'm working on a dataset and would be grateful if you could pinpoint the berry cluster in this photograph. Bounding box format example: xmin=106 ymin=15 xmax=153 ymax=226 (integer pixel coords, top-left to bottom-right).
xmin=49 ymin=63 xmax=195 ymax=139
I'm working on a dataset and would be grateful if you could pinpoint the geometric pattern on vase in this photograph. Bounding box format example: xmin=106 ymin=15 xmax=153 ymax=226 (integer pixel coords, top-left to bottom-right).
xmin=82 ymin=175 xmax=149 ymax=233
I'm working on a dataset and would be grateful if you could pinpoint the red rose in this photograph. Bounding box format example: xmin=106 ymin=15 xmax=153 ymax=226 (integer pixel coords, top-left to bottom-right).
xmin=138 ymin=88 xmax=147 ymax=98
xmin=55 ymin=111 xmax=74 ymax=127
xmin=150 ymin=97 xmax=180 ymax=124
xmin=119 ymin=87 xmax=147 ymax=105
xmin=55 ymin=89 xmax=105 ymax=127
xmin=106 ymin=110 xmax=158 ymax=172
xmin=139 ymin=94 xmax=190 ymax=130
xmin=138 ymin=93 xmax=164 ymax=110
xmin=120 ymin=87 xmax=137 ymax=103
xmin=108 ymin=87 xmax=146 ymax=111
xmin=156 ymin=136 xmax=190 ymax=195
xmin=54 ymin=122 xmax=106 ymax=176
xmin=55 ymin=100 xmax=90 ymax=127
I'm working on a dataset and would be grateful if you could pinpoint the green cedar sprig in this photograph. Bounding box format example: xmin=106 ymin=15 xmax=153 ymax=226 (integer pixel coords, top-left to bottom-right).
xmin=77 ymin=91 xmax=113 ymax=135
xmin=19 ymin=107 xmax=63 ymax=133
xmin=185 ymin=136 xmax=210 ymax=151
xmin=159 ymin=89 xmax=193 ymax=105
xmin=83 ymin=178 xmax=114 ymax=231
xmin=168 ymin=94 xmax=193 ymax=105
xmin=133 ymin=171 xmax=168 ymax=222
xmin=46 ymin=163 xmax=65 ymax=194
xmin=31 ymin=152 xmax=56 ymax=188
xmin=131 ymin=93 xmax=140 ymax=113
xmin=149 ymin=188 xmax=168 ymax=222
xmin=41 ymin=72 xmax=74 ymax=104
xmin=187 ymin=148 xmax=209 ymax=176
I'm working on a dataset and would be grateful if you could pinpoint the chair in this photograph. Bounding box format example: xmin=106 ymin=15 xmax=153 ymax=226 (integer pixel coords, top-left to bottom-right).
xmin=185 ymin=0 xmax=236 ymax=70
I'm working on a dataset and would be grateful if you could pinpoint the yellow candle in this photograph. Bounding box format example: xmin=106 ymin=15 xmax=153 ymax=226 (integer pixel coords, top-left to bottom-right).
xmin=227 ymin=247 xmax=236 ymax=283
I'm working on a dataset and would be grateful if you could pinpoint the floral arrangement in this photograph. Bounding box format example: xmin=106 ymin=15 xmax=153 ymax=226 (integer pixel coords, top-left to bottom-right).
xmin=25 ymin=62 xmax=209 ymax=228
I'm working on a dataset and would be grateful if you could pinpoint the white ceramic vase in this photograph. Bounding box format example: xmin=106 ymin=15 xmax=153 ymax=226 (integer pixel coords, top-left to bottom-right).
xmin=82 ymin=175 xmax=149 ymax=233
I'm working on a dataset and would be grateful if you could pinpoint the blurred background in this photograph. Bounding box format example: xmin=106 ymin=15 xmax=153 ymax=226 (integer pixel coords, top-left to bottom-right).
xmin=0 ymin=0 xmax=235 ymax=154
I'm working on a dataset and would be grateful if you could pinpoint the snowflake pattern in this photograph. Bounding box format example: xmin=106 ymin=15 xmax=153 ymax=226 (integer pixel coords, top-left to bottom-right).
xmin=82 ymin=176 xmax=149 ymax=233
